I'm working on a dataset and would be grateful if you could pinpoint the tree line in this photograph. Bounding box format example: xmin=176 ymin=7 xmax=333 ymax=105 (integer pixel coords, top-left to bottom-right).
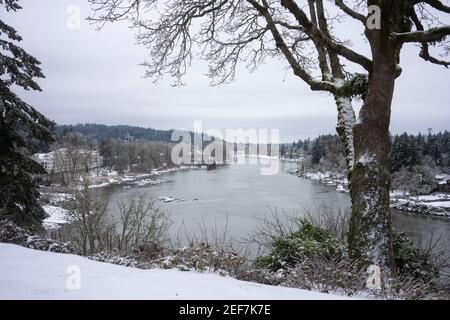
xmin=282 ymin=131 xmax=450 ymax=174
xmin=56 ymin=124 xmax=175 ymax=145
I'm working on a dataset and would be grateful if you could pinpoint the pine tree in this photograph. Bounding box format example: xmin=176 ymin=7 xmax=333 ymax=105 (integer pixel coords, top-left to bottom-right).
xmin=311 ymin=137 xmax=324 ymax=165
xmin=391 ymin=133 xmax=421 ymax=172
xmin=0 ymin=1 xmax=54 ymax=230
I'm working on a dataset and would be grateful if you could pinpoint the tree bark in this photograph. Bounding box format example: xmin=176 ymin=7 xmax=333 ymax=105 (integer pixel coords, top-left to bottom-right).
xmin=335 ymin=95 xmax=356 ymax=180
xmin=348 ymin=40 xmax=397 ymax=272
xmin=347 ymin=0 xmax=412 ymax=274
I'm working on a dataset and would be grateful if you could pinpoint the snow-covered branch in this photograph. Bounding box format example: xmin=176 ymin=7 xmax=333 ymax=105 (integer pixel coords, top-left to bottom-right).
xmin=394 ymin=26 xmax=450 ymax=44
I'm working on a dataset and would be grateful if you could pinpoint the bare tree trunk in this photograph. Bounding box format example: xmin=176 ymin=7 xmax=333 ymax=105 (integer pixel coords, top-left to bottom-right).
xmin=348 ymin=43 xmax=397 ymax=272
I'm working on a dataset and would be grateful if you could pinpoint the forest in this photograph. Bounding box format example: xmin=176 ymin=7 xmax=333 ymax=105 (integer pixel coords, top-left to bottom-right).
xmin=283 ymin=131 xmax=450 ymax=173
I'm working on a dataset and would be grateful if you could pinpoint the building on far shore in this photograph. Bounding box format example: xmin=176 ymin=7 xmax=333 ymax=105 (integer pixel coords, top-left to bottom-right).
xmin=32 ymin=148 xmax=103 ymax=174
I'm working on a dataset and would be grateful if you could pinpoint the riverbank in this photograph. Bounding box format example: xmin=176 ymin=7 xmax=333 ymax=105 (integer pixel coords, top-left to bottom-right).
xmin=390 ymin=192 xmax=450 ymax=217
xmin=86 ymin=166 xmax=202 ymax=188
xmin=291 ymin=169 xmax=349 ymax=191
xmin=39 ymin=166 xmax=202 ymax=229
xmin=292 ymin=169 xmax=450 ymax=217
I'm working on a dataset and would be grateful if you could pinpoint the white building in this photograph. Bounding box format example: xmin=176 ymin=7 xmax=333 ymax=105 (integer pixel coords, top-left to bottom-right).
xmin=32 ymin=148 xmax=103 ymax=174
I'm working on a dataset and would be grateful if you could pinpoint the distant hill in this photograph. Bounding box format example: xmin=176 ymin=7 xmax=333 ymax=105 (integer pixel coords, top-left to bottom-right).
xmin=55 ymin=124 xmax=175 ymax=144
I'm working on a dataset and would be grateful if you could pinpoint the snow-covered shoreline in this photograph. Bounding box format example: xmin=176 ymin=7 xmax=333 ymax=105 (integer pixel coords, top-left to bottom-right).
xmin=0 ymin=243 xmax=346 ymax=300
xmin=87 ymin=166 xmax=200 ymax=189
xmin=390 ymin=192 xmax=450 ymax=217
xmin=292 ymin=169 xmax=450 ymax=217
xmin=40 ymin=166 xmax=200 ymax=229
xmin=293 ymin=170 xmax=350 ymax=192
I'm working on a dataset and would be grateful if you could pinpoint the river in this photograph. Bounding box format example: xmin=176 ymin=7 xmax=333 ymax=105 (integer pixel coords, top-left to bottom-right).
xmin=105 ymin=159 xmax=450 ymax=254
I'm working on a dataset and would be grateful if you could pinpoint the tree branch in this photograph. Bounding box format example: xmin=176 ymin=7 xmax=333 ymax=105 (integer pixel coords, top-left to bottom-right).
xmin=247 ymin=0 xmax=338 ymax=93
xmin=409 ymin=8 xmax=450 ymax=68
xmin=334 ymin=0 xmax=365 ymax=23
xmin=316 ymin=0 xmax=345 ymax=79
xmin=272 ymin=20 xmax=305 ymax=32
xmin=394 ymin=26 xmax=450 ymax=43
xmin=279 ymin=0 xmax=372 ymax=71
xmin=413 ymin=0 xmax=450 ymax=13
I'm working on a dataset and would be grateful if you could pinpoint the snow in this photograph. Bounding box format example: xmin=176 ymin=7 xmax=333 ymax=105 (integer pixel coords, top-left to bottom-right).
xmin=410 ymin=194 xmax=449 ymax=202
xmin=418 ymin=201 xmax=450 ymax=208
xmin=158 ymin=196 xmax=188 ymax=203
xmin=390 ymin=191 xmax=450 ymax=216
xmin=390 ymin=190 xmax=409 ymax=197
xmin=89 ymin=182 xmax=111 ymax=189
xmin=43 ymin=205 xmax=70 ymax=229
xmin=134 ymin=178 xmax=164 ymax=186
xmin=83 ymin=166 xmax=197 ymax=189
xmin=358 ymin=153 xmax=373 ymax=166
xmin=336 ymin=184 xmax=348 ymax=193
xmin=335 ymin=95 xmax=355 ymax=171
xmin=0 ymin=244 xmax=346 ymax=300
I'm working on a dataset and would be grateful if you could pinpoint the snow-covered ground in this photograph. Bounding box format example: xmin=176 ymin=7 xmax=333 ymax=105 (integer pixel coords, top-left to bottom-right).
xmin=390 ymin=192 xmax=450 ymax=217
xmin=43 ymin=205 xmax=70 ymax=229
xmin=0 ymin=243 xmax=345 ymax=300
xmin=87 ymin=166 xmax=199 ymax=188
xmin=41 ymin=192 xmax=73 ymax=229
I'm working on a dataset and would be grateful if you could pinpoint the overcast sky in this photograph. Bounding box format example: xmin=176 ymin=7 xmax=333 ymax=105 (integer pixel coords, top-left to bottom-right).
xmin=4 ymin=0 xmax=450 ymax=142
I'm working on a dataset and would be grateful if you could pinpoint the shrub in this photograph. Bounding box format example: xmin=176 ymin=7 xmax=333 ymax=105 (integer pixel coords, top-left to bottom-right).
xmin=392 ymin=232 xmax=439 ymax=282
xmin=253 ymin=213 xmax=445 ymax=298
xmin=149 ymin=242 xmax=246 ymax=276
xmin=0 ymin=219 xmax=78 ymax=254
xmin=255 ymin=220 xmax=346 ymax=271
xmin=59 ymin=186 xmax=171 ymax=256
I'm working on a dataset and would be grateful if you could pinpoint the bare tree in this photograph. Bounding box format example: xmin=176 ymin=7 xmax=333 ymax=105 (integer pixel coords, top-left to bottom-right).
xmin=88 ymin=0 xmax=450 ymax=275
xmin=65 ymin=180 xmax=110 ymax=255
xmin=115 ymin=194 xmax=171 ymax=254
xmin=52 ymin=132 xmax=86 ymax=185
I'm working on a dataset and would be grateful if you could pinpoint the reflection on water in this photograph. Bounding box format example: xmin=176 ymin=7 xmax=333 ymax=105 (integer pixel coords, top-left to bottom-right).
xmin=106 ymin=159 xmax=450 ymax=254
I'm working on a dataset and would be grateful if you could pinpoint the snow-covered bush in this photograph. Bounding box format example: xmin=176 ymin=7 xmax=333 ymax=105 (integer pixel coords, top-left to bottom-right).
xmin=142 ymin=242 xmax=247 ymax=277
xmin=0 ymin=219 xmax=78 ymax=254
xmin=88 ymin=252 xmax=138 ymax=267
xmin=85 ymin=241 xmax=248 ymax=280
xmin=252 ymin=219 xmax=365 ymax=295
xmin=251 ymin=212 xmax=447 ymax=298
xmin=281 ymin=253 xmax=366 ymax=296
xmin=0 ymin=219 xmax=29 ymax=244
xmin=26 ymin=236 xmax=78 ymax=254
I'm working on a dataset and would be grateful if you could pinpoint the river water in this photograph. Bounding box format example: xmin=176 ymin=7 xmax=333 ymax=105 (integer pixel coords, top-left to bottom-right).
xmin=106 ymin=159 xmax=450 ymax=253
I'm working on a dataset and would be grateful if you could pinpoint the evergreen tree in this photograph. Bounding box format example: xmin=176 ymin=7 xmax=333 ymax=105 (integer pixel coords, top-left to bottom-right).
xmin=311 ymin=137 xmax=324 ymax=165
xmin=303 ymin=139 xmax=310 ymax=153
xmin=0 ymin=1 xmax=54 ymax=230
xmin=280 ymin=144 xmax=286 ymax=157
xmin=391 ymin=133 xmax=421 ymax=172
